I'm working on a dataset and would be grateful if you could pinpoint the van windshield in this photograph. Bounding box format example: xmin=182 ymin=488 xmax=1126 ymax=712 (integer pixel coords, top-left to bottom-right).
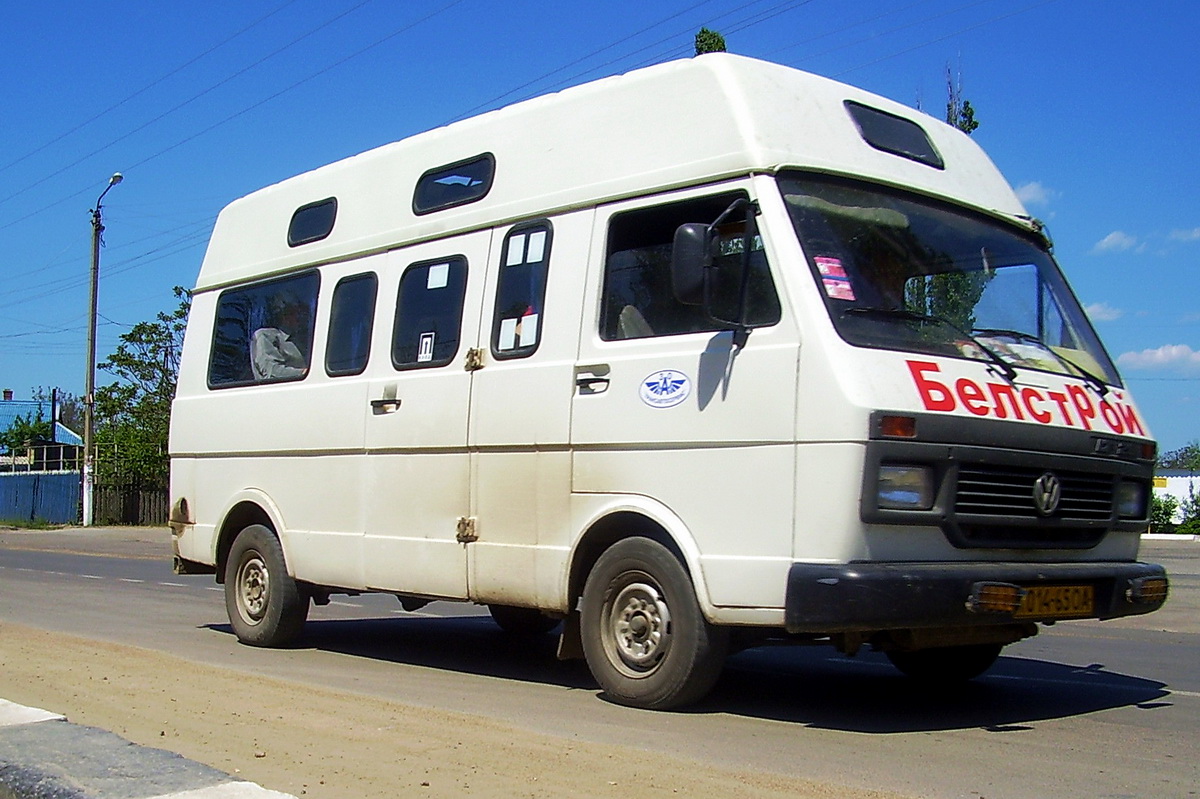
xmin=780 ymin=174 xmax=1121 ymax=387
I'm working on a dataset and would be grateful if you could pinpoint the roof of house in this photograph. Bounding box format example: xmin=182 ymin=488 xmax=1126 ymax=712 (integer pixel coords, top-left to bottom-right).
xmin=0 ymin=400 xmax=82 ymax=448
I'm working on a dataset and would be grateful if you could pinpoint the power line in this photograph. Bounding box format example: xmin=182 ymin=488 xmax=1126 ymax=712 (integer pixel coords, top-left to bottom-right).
xmin=617 ymin=0 xmax=817 ymax=73
xmin=0 ymin=0 xmax=304 ymax=180
xmin=0 ymin=1 xmax=464 ymax=237
xmin=0 ymin=0 xmax=378 ymax=212
xmin=473 ymin=0 xmax=816 ymax=115
xmin=121 ymin=0 xmax=468 ymax=175
xmin=447 ymin=0 xmax=725 ymax=123
xmin=828 ymin=0 xmax=1066 ymax=79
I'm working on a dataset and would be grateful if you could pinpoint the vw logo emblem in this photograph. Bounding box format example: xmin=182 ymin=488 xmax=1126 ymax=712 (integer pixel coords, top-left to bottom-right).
xmin=1032 ymin=472 xmax=1062 ymax=516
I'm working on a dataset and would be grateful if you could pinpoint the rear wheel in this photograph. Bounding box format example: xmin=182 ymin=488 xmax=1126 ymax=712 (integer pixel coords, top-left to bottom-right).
xmin=224 ymin=524 xmax=308 ymax=647
xmin=487 ymin=604 xmax=561 ymax=635
xmin=886 ymin=643 xmax=1002 ymax=683
xmin=580 ymin=537 xmax=727 ymax=710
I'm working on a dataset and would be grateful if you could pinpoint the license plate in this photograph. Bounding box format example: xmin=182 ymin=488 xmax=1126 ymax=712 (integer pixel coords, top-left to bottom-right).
xmin=1015 ymin=584 xmax=1095 ymax=619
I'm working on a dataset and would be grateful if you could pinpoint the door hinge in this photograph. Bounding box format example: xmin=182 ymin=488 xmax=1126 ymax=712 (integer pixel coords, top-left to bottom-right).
xmin=455 ymin=516 xmax=478 ymax=543
xmin=464 ymin=348 xmax=485 ymax=371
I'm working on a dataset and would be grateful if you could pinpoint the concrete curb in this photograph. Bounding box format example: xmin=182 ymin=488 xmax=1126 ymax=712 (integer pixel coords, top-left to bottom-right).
xmin=0 ymin=700 xmax=295 ymax=799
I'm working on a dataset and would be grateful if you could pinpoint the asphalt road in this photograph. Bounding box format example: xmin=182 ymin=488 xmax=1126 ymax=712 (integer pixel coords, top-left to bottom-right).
xmin=1 ymin=528 xmax=1197 ymax=799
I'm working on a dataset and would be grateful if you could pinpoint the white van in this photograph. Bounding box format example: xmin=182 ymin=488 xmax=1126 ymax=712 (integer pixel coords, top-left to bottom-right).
xmin=169 ymin=53 xmax=1168 ymax=709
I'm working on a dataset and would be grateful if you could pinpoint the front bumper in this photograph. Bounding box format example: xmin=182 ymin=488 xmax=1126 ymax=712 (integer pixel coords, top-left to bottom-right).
xmin=784 ymin=560 xmax=1168 ymax=634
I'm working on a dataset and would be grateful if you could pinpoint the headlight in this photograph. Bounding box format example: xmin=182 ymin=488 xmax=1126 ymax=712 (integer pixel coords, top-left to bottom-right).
xmin=877 ymin=465 xmax=934 ymax=510
xmin=1115 ymin=480 xmax=1146 ymax=518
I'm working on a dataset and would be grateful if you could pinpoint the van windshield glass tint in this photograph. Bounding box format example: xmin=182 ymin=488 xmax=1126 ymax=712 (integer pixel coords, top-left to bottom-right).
xmin=780 ymin=174 xmax=1121 ymax=386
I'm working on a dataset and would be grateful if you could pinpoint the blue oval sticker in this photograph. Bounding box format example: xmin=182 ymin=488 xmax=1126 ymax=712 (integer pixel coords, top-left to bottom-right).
xmin=639 ymin=370 xmax=691 ymax=409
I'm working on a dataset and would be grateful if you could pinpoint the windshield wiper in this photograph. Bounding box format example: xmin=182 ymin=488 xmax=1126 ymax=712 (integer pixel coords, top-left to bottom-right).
xmin=972 ymin=327 xmax=1109 ymax=397
xmin=842 ymin=307 xmax=1018 ymax=383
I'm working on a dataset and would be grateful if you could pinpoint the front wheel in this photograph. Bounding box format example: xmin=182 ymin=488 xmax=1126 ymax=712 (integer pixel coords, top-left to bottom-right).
xmin=224 ymin=524 xmax=309 ymax=647
xmin=886 ymin=643 xmax=1003 ymax=683
xmin=580 ymin=538 xmax=727 ymax=710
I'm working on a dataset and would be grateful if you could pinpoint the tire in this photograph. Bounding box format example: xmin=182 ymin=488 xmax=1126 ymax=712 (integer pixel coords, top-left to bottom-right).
xmin=580 ymin=537 xmax=728 ymax=710
xmin=487 ymin=604 xmax=561 ymax=636
xmin=224 ymin=524 xmax=309 ymax=647
xmin=886 ymin=643 xmax=1003 ymax=683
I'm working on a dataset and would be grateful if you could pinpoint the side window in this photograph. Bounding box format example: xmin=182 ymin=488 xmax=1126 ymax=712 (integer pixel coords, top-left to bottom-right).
xmin=288 ymin=197 xmax=337 ymax=247
xmin=491 ymin=222 xmax=551 ymax=359
xmin=392 ymin=257 xmax=468 ymax=369
xmin=412 ymin=154 xmax=495 ymax=215
xmin=601 ymin=193 xmax=780 ymax=341
xmin=325 ymin=273 xmax=377 ymax=376
xmin=208 ymin=271 xmax=320 ymax=387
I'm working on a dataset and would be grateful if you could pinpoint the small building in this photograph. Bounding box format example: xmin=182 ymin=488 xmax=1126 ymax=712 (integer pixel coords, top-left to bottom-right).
xmin=1153 ymin=470 xmax=1199 ymax=524
xmin=0 ymin=390 xmax=83 ymax=466
xmin=1 ymin=390 xmax=83 ymax=523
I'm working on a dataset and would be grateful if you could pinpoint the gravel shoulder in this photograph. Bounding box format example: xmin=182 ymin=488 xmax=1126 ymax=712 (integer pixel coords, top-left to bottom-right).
xmin=0 ymin=526 xmax=906 ymax=799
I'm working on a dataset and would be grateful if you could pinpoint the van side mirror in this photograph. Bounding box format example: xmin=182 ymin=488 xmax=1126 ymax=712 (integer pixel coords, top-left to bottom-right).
xmin=672 ymin=223 xmax=710 ymax=306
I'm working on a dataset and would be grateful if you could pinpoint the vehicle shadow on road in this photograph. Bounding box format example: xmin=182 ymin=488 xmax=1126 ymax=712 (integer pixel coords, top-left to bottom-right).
xmin=208 ymin=614 xmax=596 ymax=690
xmin=700 ymin=646 xmax=1171 ymax=732
xmin=206 ymin=615 xmax=1170 ymax=732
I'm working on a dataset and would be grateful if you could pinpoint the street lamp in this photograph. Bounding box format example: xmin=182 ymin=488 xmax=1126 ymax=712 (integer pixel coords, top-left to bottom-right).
xmin=83 ymin=172 xmax=123 ymax=527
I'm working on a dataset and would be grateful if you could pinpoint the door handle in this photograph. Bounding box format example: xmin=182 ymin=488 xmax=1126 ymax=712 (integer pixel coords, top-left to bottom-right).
xmin=575 ymin=376 xmax=610 ymax=394
xmin=574 ymin=363 xmax=611 ymax=395
xmin=370 ymin=397 xmax=402 ymax=414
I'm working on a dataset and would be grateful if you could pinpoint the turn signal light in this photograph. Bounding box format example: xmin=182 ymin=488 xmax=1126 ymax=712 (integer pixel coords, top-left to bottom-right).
xmin=1127 ymin=576 xmax=1168 ymax=605
xmin=879 ymin=415 xmax=916 ymax=438
xmin=967 ymin=582 xmax=1027 ymax=614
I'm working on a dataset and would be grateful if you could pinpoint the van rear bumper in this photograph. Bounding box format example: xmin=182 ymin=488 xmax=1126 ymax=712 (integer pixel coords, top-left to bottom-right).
xmin=784 ymin=560 xmax=1168 ymax=634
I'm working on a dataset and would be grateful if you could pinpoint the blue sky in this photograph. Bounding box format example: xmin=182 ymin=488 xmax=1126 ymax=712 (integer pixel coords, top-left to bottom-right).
xmin=1 ymin=0 xmax=1196 ymax=452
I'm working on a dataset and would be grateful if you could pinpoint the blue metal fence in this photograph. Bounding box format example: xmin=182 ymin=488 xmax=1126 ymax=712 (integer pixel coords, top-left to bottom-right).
xmin=0 ymin=472 xmax=80 ymax=524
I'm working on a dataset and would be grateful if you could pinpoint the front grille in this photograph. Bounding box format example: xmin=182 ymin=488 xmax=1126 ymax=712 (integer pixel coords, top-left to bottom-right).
xmin=951 ymin=465 xmax=1115 ymax=548
xmin=956 ymin=466 xmax=1114 ymax=521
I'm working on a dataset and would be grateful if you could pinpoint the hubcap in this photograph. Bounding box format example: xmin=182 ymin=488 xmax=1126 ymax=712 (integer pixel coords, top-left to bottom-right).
xmin=236 ymin=552 xmax=269 ymax=624
xmin=607 ymin=580 xmax=671 ymax=676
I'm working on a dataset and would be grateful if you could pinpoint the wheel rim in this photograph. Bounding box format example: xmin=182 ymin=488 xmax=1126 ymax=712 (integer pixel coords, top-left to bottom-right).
xmin=235 ymin=550 xmax=270 ymax=625
xmin=603 ymin=578 xmax=672 ymax=677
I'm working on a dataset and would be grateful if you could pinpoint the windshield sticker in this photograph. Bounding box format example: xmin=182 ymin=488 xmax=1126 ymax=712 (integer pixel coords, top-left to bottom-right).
xmin=815 ymin=256 xmax=856 ymax=301
xmin=640 ymin=370 xmax=691 ymax=409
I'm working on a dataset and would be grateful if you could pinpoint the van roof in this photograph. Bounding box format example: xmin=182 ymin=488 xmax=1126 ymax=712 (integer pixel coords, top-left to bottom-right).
xmin=195 ymin=53 xmax=1027 ymax=291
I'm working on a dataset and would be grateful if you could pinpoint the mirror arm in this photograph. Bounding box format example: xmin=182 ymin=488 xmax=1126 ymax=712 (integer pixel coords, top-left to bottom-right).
xmin=705 ymin=199 xmax=759 ymax=349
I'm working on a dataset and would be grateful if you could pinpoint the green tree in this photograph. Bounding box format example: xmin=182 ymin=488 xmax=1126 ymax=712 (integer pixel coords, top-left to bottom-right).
xmin=31 ymin=387 xmax=82 ymax=435
xmin=1178 ymin=483 xmax=1200 ymax=536
xmin=0 ymin=408 xmax=52 ymax=452
xmin=1159 ymin=440 xmax=1200 ymax=471
xmin=1149 ymin=493 xmax=1179 ymax=533
xmin=694 ymin=27 xmax=726 ymax=55
xmin=93 ymin=286 xmax=191 ymax=486
xmin=945 ymin=64 xmax=979 ymax=135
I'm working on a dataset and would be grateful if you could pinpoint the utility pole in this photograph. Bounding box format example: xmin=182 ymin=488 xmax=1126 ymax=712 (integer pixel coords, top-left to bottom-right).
xmin=83 ymin=172 xmax=123 ymax=527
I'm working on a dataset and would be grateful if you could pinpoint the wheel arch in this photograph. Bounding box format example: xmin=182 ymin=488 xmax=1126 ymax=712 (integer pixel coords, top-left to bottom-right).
xmin=565 ymin=501 xmax=712 ymax=616
xmin=214 ymin=493 xmax=286 ymax=584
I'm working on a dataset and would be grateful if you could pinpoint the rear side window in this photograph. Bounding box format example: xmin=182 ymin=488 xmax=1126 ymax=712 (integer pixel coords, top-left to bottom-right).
xmin=392 ymin=257 xmax=468 ymax=369
xmin=288 ymin=197 xmax=337 ymax=246
xmin=491 ymin=222 xmax=552 ymax=359
xmin=413 ymin=154 xmax=495 ymax=215
xmin=325 ymin=273 xmax=377 ymax=376
xmin=209 ymin=271 xmax=320 ymax=387
xmin=845 ymin=101 xmax=944 ymax=169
